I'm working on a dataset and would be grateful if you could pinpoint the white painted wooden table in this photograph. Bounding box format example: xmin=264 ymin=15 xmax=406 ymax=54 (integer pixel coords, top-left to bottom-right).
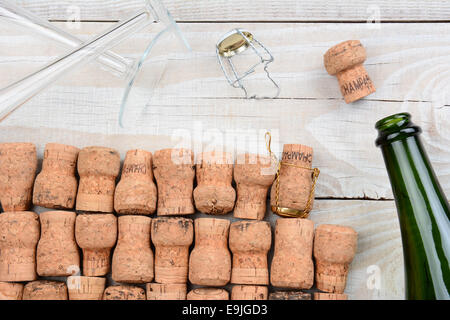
xmin=1 ymin=0 xmax=449 ymax=300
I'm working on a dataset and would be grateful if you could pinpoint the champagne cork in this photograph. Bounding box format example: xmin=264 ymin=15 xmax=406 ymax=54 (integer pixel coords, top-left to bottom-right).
xmin=76 ymin=146 xmax=120 ymax=213
xmin=67 ymin=276 xmax=105 ymax=300
xmin=187 ymin=288 xmax=229 ymax=300
xmin=103 ymin=285 xmax=146 ymax=300
xmin=0 ymin=143 xmax=37 ymax=211
xmin=146 ymin=283 xmax=187 ymax=300
xmin=0 ymin=282 xmax=24 ymax=300
xmin=22 ymin=280 xmax=68 ymax=300
xmin=75 ymin=214 xmax=117 ymax=276
xmin=32 ymin=143 xmax=79 ymax=209
xmin=270 ymin=218 xmax=314 ymax=289
xmin=114 ymin=149 xmax=157 ymax=215
xmin=270 ymin=144 xmax=316 ymax=217
xmin=314 ymin=292 xmax=348 ymax=300
xmin=231 ymin=285 xmax=268 ymax=300
xmin=314 ymin=224 xmax=358 ymax=293
xmin=37 ymin=211 xmax=80 ymax=276
xmin=153 ymin=148 xmax=195 ymax=215
xmin=0 ymin=211 xmax=40 ymax=282
xmin=151 ymin=217 xmax=193 ymax=284
xmin=324 ymin=40 xmax=375 ymax=103
xmin=269 ymin=291 xmax=311 ymax=300
xmin=229 ymin=221 xmax=271 ymax=285
xmin=193 ymin=151 xmax=235 ymax=215
xmin=189 ymin=218 xmax=231 ymax=286
xmin=112 ymin=215 xmax=154 ymax=283
xmin=234 ymin=154 xmax=275 ymax=220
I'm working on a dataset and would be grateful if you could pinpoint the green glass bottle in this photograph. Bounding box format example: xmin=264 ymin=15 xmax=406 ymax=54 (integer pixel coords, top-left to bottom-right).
xmin=375 ymin=113 xmax=449 ymax=300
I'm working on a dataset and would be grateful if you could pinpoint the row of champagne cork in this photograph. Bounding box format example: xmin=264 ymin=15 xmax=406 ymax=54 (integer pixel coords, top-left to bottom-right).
xmin=0 ymin=212 xmax=357 ymax=300
xmin=0 ymin=142 xmax=315 ymax=218
xmin=0 ymin=281 xmax=346 ymax=301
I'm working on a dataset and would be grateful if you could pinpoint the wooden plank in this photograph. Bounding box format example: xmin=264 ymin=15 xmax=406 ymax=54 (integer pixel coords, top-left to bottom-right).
xmin=33 ymin=199 xmax=404 ymax=300
xmin=0 ymin=22 xmax=448 ymax=199
xmin=13 ymin=0 xmax=450 ymax=22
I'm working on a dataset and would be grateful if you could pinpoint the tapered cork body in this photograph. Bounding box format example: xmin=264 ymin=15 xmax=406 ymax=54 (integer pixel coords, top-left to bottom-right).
xmin=114 ymin=149 xmax=157 ymax=215
xmin=22 ymin=280 xmax=68 ymax=300
xmin=314 ymin=224 xmax=358 ymax=293
xmin=193 ymin=151 xmax=235 ymax=215
xmin=0 ymin=211 xmax=40 ymax=282
xmin=67 ymin=276 xmax=105 ymax=300
xmin=37 ymin=211 xmax=80 ymax=276
xmin=229 ymin=221 xmax=271 ymax=285
xmin=76 ymin=146 xmax=120 ymax=213
xmin=151 ymin=217 xmax=193 ymax=284
xmin=103 ymin=285 xmax=146 ymax=300
xmin=33 ymin=143 xmax=79 ymax=209
xmin=269 ymin=291 xmax=311 ymax=300
xmin=0 ymin=143 xmax=37 ymax=211
xmin=146 ymin=283 xmax=187 ymax=300
xmin=189 ymin=218 xmax=231 ymax=286
xmin=314 ymin=292 xmax=348 ymax=300
xmin=231 ymin=285 xmax=268 ymax=300
xmin=112 ymin=215 xmax=154 ymax=283
xmin=187 ymin=288 xmax=229 ymax=300
xmin=270 ymin=218 xmax=314 ymax=289
xmin=270 ymin=144 xmax=315 ymax=214
xmin=324 ymin=40 xmax=375 ymax=103
xmin=0 ymin=282 xmax=24 ymax=300
xmin=153 ymin=148 xmax=195 ymax=215
xmin=234 ymin=154 xmax=276 ymax=220
xmin=75 ymin=214 xmax=117 ymax=276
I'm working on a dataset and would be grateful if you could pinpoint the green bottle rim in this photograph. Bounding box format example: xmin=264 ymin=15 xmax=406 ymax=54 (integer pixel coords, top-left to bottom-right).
xmin=375 ymin=112 xmax=421 ymax=146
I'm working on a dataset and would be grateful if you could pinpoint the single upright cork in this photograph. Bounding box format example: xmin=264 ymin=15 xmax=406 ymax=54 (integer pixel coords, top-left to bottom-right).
xmin=0 ymin=211 xmax=40 ymax=282
xmin=37 ymin=211 xmax=79 ymax=277
xmin=67 ymin=276 xmax=105 ymax=300
xmin=0 ymin=143 xmax=37 ymax=211
xmin=314 ymin=292 xmax=348 ymax=300
xmin=269 ymin=291 xmax=311 ymax=300
xmin=146 ymin=283 xmax=187 ymax=300
xmin=153 ymin=148 xmax=195 ymax=215
xmin=103 ymin=285 xmax=146 ymax=300
xmin=75 ymin=214 xmax=117 ymax=276
xmin=270 ymin=218 xmax=314 ymax=289
xmin=231 ymin=285 xmax=268 ymax=300
xmin=189 ymin=218 xmax=231 ymax=286
xmin=229 ymin=221 xmax=271 ymax=285
xmin=114 ymin=149 xmax=157 ymax=215
xmin=187 ymin=288 xmax=229 ymax=300
xmin=314 ymin=224 xmax=358 ymax=293
xmin=151 ymin=217 xmax=193 ymax=284
xmin=324 ymin=40 xmax=375 ymax=103
xmin=0 ymin=282 xmax=24 ymax=300
xmin=193 ymin=151 xmax=235 ymax=215
xmin=234 ymin=153 xmax=275 ymax=220
xmin=22 ymin=281 xmax=68 ymax=300
xmin=76 ymin=146 xmax=120 ymax=213
xmin=270 ymin=144 xmax=316 ymax=215
xmin=112 ymin=215 xmax=154 ymax=283
xmin=33 ymin=143 xmax=79 ymax=209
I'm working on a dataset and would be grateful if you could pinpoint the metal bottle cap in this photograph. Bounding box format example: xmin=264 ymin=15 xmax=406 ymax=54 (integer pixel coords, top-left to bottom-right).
xmin=217 ymin=30 xmax=254 ymax=57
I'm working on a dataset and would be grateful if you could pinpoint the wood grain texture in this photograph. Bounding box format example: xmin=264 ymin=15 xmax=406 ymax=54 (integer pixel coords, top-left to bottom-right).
xmin=12 ymin=0 xmax=450 ymax=22
xmin=0 ymin=22 xmax=448 ymax=200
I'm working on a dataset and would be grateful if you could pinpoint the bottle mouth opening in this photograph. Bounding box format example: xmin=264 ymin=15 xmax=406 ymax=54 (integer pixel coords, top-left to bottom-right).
xmin=375 ymin=113 xmax=411 ymax=132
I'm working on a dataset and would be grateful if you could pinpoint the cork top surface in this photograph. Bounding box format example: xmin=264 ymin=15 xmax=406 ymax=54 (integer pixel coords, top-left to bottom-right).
xmin=281 ymin=144 xmax=313 ymax=167
xmin=39 ymin=210 xmax=76 ymax=221
xmin=45 ymin=143 xmax=80 ymax=155
xmin=324 ymin=40 xmax=366 ymax=75
xmin=197 ymin=151 xmax=233 ymax=165
xmin=275 ymin=217 xmax=314 ymax=229
xmin=229 ymin=220 xmax=272 ymax=251
xmin=151 ymin=217 xmax=194 ymax=245
xmin=118 ymin=214 xmax=152 ymax=225
xmin=75 ymin=214 xmax=117 ymax=247
xmin=153 ymin=148 xmax=194 ymax=166
xmin=77 ymin=146 xmax=120 ymax=176
xmin=0 ymin=142 xmax=36 ymax=152
xmin=316 ymin=224 xmax=358 ymax=236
